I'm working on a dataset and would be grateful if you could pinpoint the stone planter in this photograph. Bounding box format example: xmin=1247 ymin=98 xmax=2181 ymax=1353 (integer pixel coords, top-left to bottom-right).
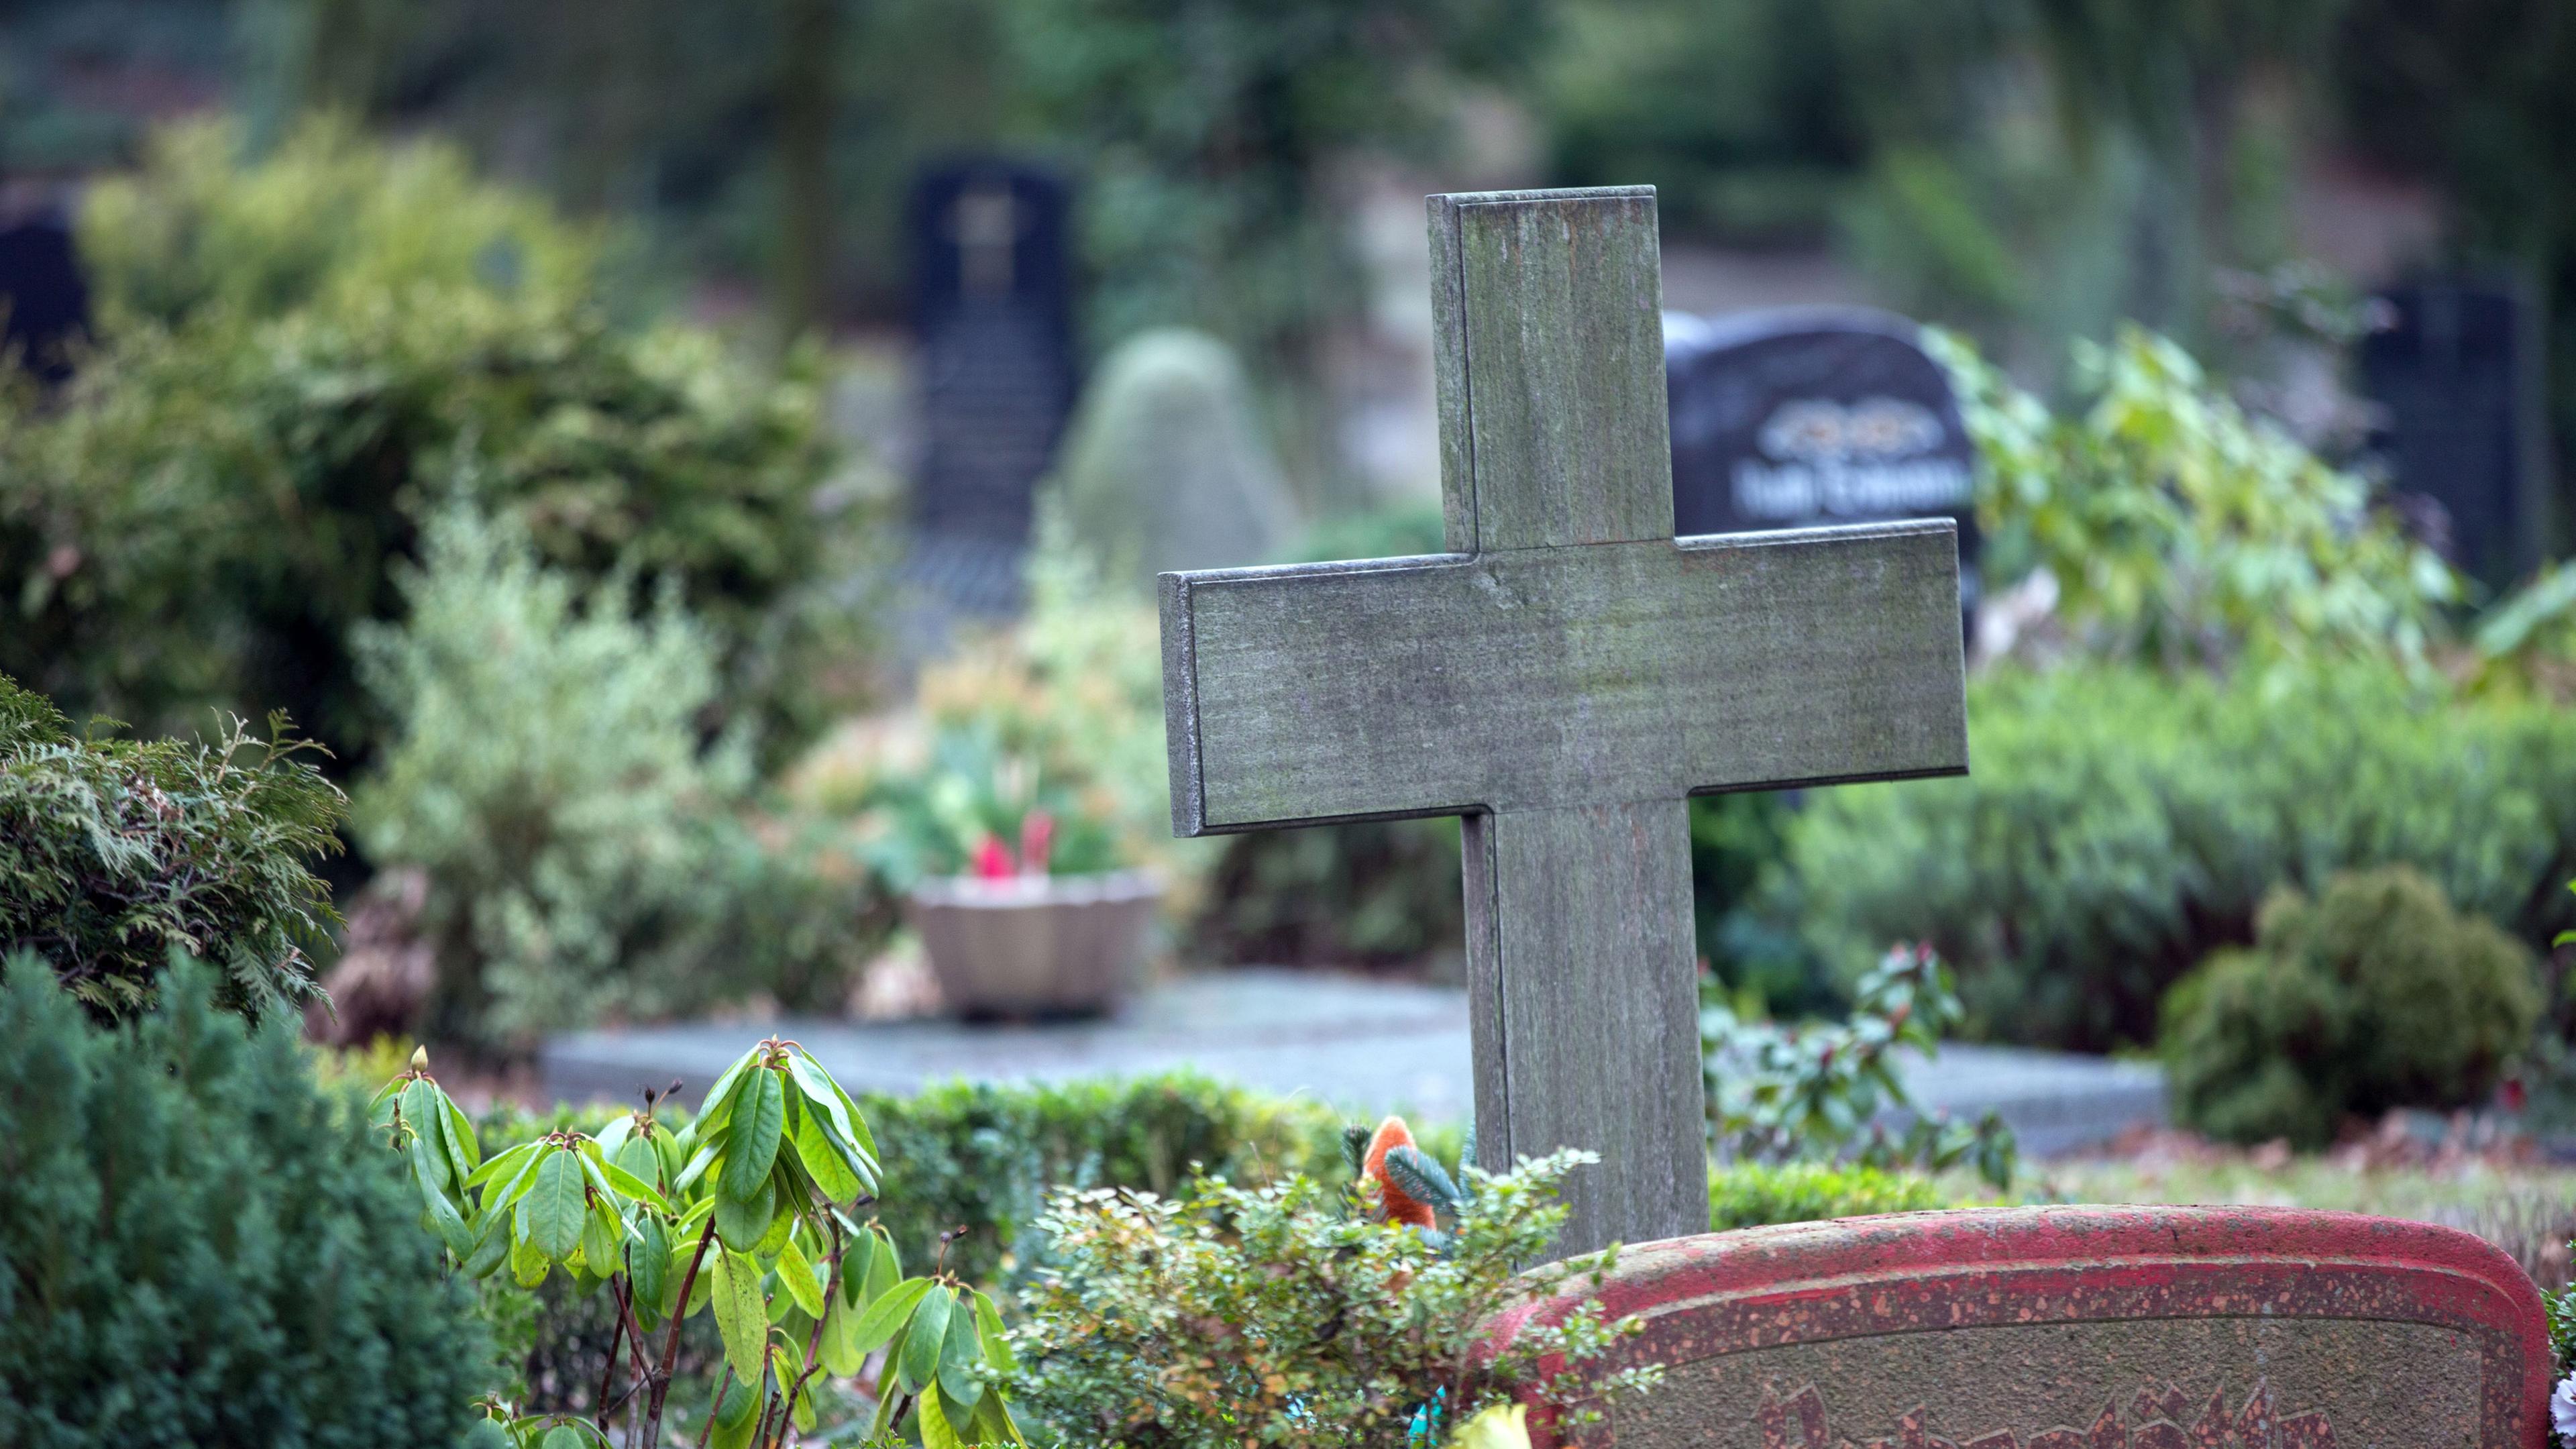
xmin=907 ymin=870 xmax=1161 ymax=1019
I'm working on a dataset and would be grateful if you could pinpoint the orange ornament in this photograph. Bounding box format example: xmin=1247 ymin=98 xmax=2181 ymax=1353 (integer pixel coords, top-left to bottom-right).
xmin=1361 ymin=1115 xmax=1436 ymax=1228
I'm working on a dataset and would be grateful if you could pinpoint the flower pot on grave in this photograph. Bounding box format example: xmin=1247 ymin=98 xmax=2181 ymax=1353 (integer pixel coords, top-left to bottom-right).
xmin=906 ymin=869 xmax=1161 ymax=1019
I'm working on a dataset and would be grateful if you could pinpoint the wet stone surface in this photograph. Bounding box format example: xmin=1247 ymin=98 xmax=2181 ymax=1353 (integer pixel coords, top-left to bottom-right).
xmin=540 ymin=969 xmax=2163 ymax=1151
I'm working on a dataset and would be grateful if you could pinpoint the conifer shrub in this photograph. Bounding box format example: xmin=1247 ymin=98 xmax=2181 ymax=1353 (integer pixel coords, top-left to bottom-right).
xmin=0 ymin=957 xmax=492 ymax=1448
xmin=0 ymin=673 xmax=343 ymax=1020
xmin=0 ymin=116 xmax=865 ymax=769
xmin=354 ymin=504 xmax=890 ymax=1051
xmin=2161 ymin=867 xmax=2543 ymax=1147
xmin=1776 ymin=664 xmax=2576 ymax=1051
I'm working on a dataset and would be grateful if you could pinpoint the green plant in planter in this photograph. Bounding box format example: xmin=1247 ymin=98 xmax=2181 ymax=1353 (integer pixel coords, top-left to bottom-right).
xmin=863 ymin=720 xmax=1130 ymax=887
xmin=378 ymin=1039 xmax=1024 ymax=1448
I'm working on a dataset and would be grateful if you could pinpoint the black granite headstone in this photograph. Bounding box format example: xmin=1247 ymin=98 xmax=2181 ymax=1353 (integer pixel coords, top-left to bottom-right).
xmin=1666 ymin=307 xmax=1978 ymax=619
xmin=2361 ymin=280 xmax=2544 ymax=590
xmin=906 ymin=160 xmax=1075 ymax=614
xmin=0 ymin=209 xmax=89 ymax=384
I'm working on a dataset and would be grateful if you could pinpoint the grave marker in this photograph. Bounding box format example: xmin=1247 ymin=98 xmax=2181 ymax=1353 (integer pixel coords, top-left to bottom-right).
xmin=906 ymin=160 xmax=1075 ymax=613
xmin=1664 ymin=308 xmax=1979 ymax=612
xmin=1488 ymin=1206 xmax=2550 ymax=1449
xmin=0 ymin=207 xmax=89 ymax=384
xmin=2361 ymin=279 xmax=2546 ymax=591
xmin=1157 ymin=187 xmax=1968 ymax=1257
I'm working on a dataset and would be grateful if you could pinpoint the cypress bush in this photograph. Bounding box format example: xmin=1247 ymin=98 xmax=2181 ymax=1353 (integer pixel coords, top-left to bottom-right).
xmin=2161 ymin=867 xmax=2542 ymax=1146
xmin=0 ymin=673 xmax=344 ymax=1020
xmin=0 ymin=957 xmax=492 ymax=1448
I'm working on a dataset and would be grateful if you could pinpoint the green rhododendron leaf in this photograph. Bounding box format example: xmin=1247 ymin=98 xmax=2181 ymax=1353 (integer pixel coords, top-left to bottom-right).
xmin=818 ymin=1286 xmax=861 ymax=1376
xmin=509 ymin=1229 xmax=550 ymax=1289
xmin=629 ymin=1211 xmax=669 ymax=1323
xmin=593 ymin=1155 xmax=670 ymax=1212
xmin=973 ymin=1289 xmax=1018 ymax=1374
xmin=840 ymin=1228 xmax=875 ymax=1307
xmin=849 ymin=1276 xmax=930 ymax=1354
xmin=775 ymin=1234 xmax=826 ymax=1318
xmin=863 ymin=1225 xmax=900 ymax=1301
xmin=717 ymin=1068 xmax=784 ymax=1203
xmin=917 ymin=1381 xmax=964 ymax=1449
xmin=709 ymin=1248 xmax=768 ymax=1384
xmin=613 ymin=1134 xmax=661 ymax=1193
xmin=712 ymin=1171 xmax=775 ymax=1253
xmin=524 ymin=1149 xmax=586 ymax=1261
xmin=936 ymin=1295 xmax=984 ymax=1408
xmin=792 ymin=1106 xmax=862 ymax=1204
xmin=442 ymin=1092 xmax=480 ymax=1177
xmin=580 ymin=1199 xmax=620 ymax=1277
xmin=464 ymin=1200 xmax=512 ymax=1279
xmin=903 ymin=1285 xmax=953 ymax=1393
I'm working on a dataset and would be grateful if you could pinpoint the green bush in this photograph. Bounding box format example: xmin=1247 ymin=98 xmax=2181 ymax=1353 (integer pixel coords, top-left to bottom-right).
xmin=355 ymin=504 xmax=889 ymax=1051
xmin=1006 ymin=1152 xmax=1663 ymax=1449
xmin=1707 ymin=1162 xmax=1951 ymax=1230
xmin=0 ymin=958 xmax=493 ymax=1447
xmin=1939 ymin=325 xmax=2458 ymax=673
xmin=0 ymin=117 xmax=861 ymax=769
xmin=857 ymin=1071 xmax=1350 ymax=1285
xmin=2161 ymin=867 xmax=2542 ymax=1147
xmin=1776 ymin=663 xmax=2576 ymax=1051
xmin=0 ymin=673 xmax=344 ymax=1020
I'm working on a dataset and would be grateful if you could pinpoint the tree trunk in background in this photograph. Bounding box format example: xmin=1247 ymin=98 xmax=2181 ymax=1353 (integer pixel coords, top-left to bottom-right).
xmin=777 ymin=0 xmax=837 ymax=340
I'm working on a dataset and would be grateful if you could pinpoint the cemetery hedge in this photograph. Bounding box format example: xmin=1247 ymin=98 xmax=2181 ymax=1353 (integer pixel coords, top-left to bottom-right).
xmin=0 ymin=117 xmax=868 ymax=773
xmin=1770 ymin=662 xmax=2576 ymax=1053
xmin=0 ymin=672 xmax=345 ymax=1022
xmin=2161 ymin=867 xmax=2542 ymax=1147
xmin=1706 ymin=1162 xmax=1952 ymax=1230
xmin=0 ymin=959 xmax=493 ymax=1448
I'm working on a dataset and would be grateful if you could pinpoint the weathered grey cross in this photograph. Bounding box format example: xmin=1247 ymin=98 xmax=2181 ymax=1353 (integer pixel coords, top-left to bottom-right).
xmin=1157 ymin=186 xmax=1969 ymax=1257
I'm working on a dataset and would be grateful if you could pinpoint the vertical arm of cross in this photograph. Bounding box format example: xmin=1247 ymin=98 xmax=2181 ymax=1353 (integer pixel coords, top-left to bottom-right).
xmin=1428 ymin=187 xmax=1709 ymax=1256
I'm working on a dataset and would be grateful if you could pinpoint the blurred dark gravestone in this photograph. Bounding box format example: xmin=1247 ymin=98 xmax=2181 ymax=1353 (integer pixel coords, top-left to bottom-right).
xmin=1665 ymin=308 xmax=1980 ymax=616
xmin=2361 ymin=279 xmax=2546 ymax=591
xmin=0 ymin=206 xmax=89 ymax=385
xmin=904 ymin=160 xmax=1076 ymax=617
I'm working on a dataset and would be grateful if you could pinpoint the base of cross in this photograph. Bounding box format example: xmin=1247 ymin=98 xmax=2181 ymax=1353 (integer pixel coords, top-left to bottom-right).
xmin=1483 ymin=1205 xmax=2551 ymax=1449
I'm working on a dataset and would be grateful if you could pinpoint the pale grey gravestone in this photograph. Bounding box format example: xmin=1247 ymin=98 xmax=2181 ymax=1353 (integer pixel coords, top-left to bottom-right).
xmin=1156 ymin=186 xmax=1970 ymax=1258
xmin=1053 ymin=328 xmax=1299 ymax=594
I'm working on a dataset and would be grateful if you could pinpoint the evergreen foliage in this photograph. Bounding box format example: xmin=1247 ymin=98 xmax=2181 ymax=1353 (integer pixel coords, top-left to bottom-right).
xmin=354 ymin=504 xmax=889 ymax=1050
xmin=0 ymin=673 xmax=343 ymax=1020
xmin=0 ymin=117 xmax=861 ymax=769
xmin=0 ymin=958 xmax=492 ymax=1448
xmin=1776 ymin=663 xmax=2576 ymax=1051
xmin=1006 ymin=1152 xmax=1662 ymax=1448
xmin=1706 ymin=1161 xmax=1952 ymax=1231
xmin=2161 ymin=867 xmax=2542 ymax=1147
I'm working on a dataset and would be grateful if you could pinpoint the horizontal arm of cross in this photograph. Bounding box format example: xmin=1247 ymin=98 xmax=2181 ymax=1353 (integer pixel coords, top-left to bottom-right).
xmin=1160 ymin=518 xmax=1968 ymax=836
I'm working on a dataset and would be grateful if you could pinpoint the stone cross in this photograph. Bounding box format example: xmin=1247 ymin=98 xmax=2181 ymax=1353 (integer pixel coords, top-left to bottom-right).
xmin=1157 ymin=186 xmax=1968 ymax=1256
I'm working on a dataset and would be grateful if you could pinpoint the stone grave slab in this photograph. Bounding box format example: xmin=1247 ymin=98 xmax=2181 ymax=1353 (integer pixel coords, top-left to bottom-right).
xmin=1490 ymin=1205 xmax=2548 ymax=1449
xmin=1663 ymin=307 xmax=1977 ymax=553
